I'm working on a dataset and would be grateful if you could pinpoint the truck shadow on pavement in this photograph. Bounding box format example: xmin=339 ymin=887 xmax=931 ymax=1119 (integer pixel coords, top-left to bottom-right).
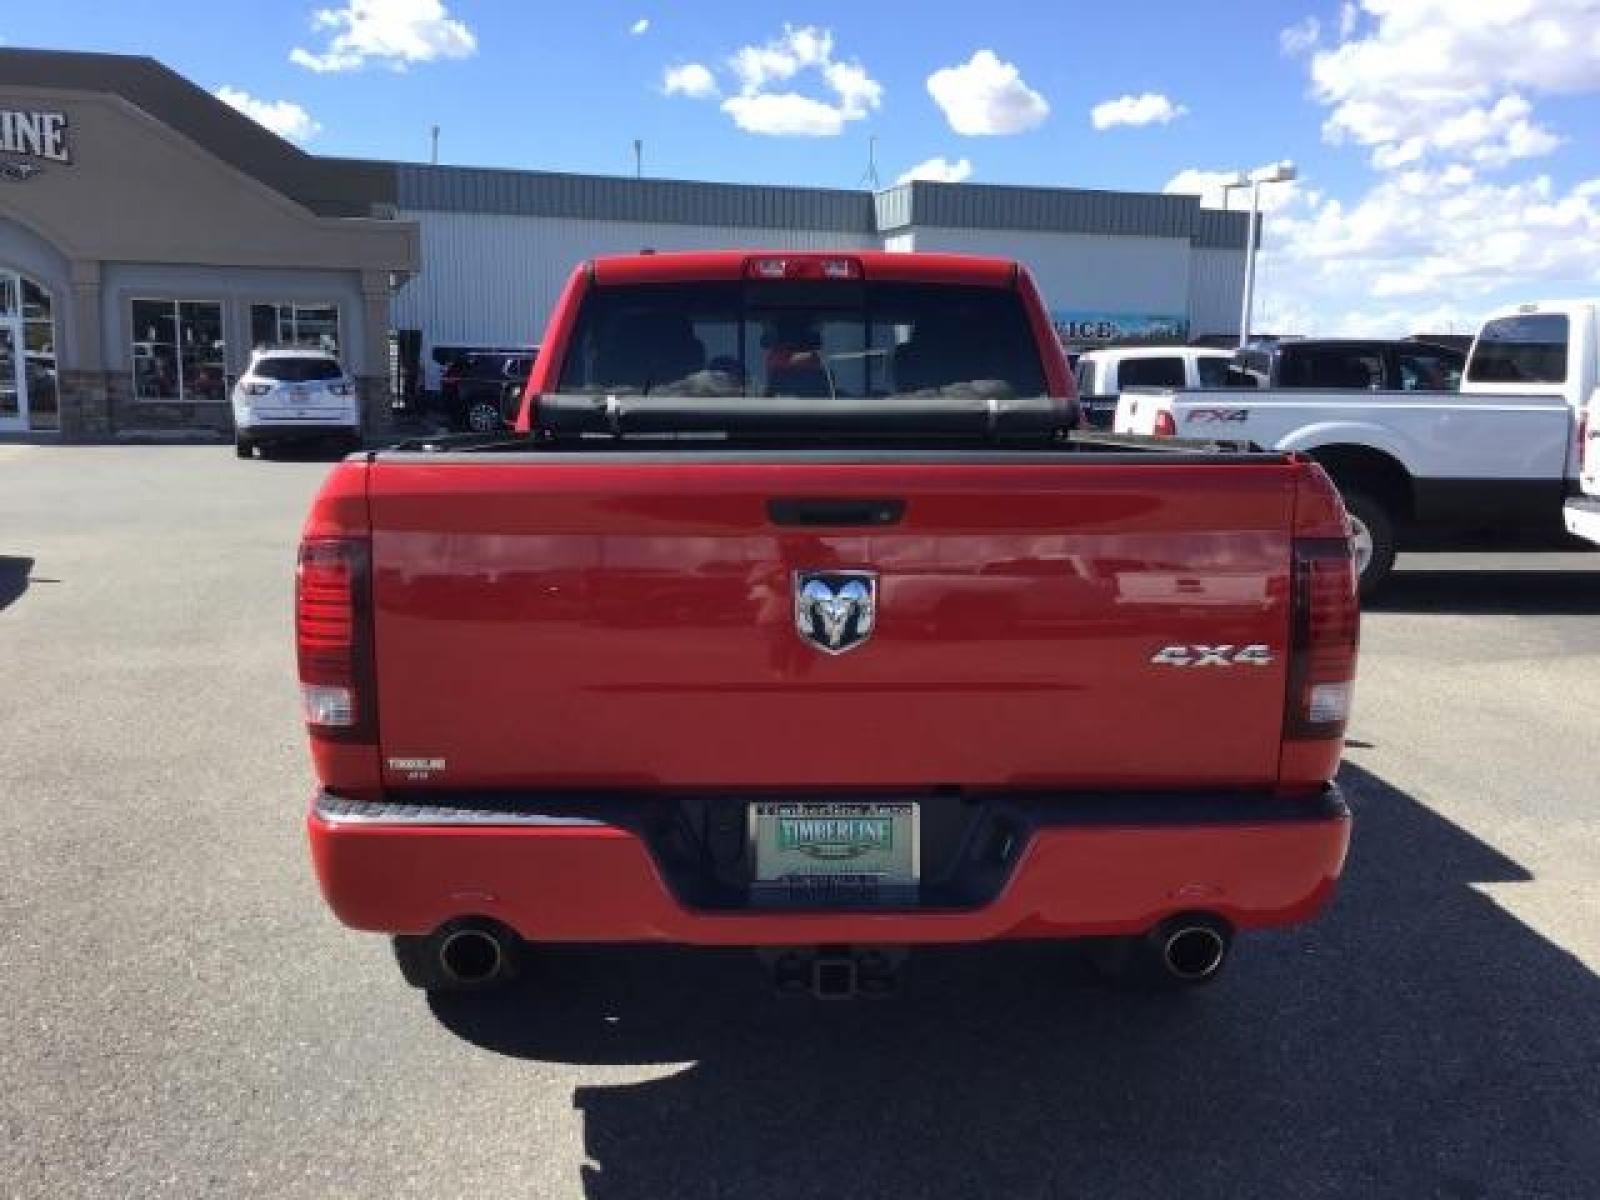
xmin=1371 ymin=568 xmax=1600 ymax=615
xmin=430 ymin=763 xmax=1600 ymax=1200
xmin=0 ymin=555 xmax=35 ymax=611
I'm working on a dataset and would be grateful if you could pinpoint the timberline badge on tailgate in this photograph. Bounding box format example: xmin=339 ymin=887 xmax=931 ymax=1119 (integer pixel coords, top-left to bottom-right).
xmin=794 ymin=571 xmax=877 ymax=654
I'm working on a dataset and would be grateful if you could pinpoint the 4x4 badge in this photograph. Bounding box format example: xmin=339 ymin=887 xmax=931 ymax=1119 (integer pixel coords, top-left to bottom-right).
xmin=794 ymin=571 xmax=877 ymax=654
xmin=1150 ymin=644 xmax=1274 ymax=667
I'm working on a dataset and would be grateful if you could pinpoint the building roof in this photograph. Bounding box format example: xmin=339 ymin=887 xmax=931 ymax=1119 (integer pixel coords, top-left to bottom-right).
xmin=0 ymin=46 xmax=392 ymax=217
xmin=4 ymin=46 xmax=1251 ymax=249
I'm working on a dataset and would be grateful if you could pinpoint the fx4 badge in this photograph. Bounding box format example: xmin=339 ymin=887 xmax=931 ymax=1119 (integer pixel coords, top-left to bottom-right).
xmin=1150 ymin=644 xmax=1274 ymax=667
xmin=794 ymin=570 xmax=877 ymax=654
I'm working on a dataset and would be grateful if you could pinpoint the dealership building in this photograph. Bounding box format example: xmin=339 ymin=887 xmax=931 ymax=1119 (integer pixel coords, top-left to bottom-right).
xmin=0 ymin=48 xmax=1251 ymax=440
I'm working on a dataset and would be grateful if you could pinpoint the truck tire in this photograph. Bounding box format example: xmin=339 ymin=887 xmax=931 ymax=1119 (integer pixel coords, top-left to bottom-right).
xmin=234 ymin=435 xmax=253 ymax=459
xmin=1341 ymin=489 xmax=1396 ymax=599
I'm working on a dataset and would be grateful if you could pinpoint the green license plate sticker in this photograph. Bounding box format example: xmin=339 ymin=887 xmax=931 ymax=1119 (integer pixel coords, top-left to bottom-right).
xmin=752 ymin=802 xmax=918 ymax=888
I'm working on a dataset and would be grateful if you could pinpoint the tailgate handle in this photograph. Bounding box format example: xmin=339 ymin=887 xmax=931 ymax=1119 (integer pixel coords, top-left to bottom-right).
xmin=767 ymin=498 xmax=905 ymax=527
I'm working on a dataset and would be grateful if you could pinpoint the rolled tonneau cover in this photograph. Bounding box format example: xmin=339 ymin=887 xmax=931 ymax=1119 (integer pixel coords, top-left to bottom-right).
xmin=531 ymin=391 xmax=1073 ymax=442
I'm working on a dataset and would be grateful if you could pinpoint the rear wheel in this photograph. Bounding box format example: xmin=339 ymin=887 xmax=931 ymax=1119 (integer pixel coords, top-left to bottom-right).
xmin=234 ymin=435 xmax=252 ymax=459
xmin=1341 ymin=489 xmax=1396 ymax=599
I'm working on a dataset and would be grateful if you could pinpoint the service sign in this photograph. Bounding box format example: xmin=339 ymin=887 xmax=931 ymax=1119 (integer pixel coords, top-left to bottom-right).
xmin=1052 ymin=309 xmax=1189 ymax=347
xmin=0 ymin=109 xmax=71 ymax=181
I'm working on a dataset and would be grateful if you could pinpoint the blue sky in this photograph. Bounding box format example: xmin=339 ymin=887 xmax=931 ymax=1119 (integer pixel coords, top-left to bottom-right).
xmin=8 ymin=1 xmax=1600 ymax=334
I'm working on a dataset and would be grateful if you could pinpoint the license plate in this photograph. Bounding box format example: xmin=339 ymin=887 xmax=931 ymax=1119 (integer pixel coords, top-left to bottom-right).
xmin=750 ymin=801 xmax=919 ymax=901
xmin=290 ymin=385 xmax=310 ymax=401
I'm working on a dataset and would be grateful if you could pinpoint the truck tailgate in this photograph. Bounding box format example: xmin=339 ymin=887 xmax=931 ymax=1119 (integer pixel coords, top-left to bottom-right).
xmin=368 ymin=457 xmax=1297 ymax=791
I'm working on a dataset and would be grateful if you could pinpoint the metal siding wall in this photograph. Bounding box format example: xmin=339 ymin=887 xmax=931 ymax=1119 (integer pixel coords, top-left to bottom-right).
xmin=904 ymin=227 xmax=1191 ymax=315
xmin=392 ymin=211 xmax=877 ymax=385
xmin=396 ymin=166 xmax=876 ymax=232
xmin=1188 ymin=247 xmax=1247 ymax=338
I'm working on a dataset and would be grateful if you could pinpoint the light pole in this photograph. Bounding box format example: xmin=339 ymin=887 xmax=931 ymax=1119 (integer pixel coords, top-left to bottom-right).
xmin=1223 ymin=160 xmax=1296 ymax=347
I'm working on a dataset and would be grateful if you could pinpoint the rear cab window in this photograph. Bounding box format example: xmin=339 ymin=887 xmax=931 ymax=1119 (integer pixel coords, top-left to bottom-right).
xmin=1397 ymin=345 xmax=1464 ymax=391
xmin=557 ymin=281 xmax=1047 ymax=400
xmin=1281 ymin=346 xmax=1384 ymax=389
xmin=1196 ymin=356 xmax=1231 ymax=387
xmin=1117 ymin=357 xmax=1186 ymax=388
xmin=252 ymin=357 xmax=342 ymax=382
xmin=1467 ymin=315 xmax=1569 ymax=384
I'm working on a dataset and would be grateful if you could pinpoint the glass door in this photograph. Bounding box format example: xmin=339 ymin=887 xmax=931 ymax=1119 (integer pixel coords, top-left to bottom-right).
xmin=0 ymin=323 xmax=24 ymax=432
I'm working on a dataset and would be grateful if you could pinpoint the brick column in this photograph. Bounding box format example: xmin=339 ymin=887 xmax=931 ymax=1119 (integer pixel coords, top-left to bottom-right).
xmin=59 ymin=259 xmax=109 ymax=441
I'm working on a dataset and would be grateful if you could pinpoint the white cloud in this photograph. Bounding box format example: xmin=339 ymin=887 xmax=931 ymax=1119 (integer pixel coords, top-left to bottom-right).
xmin=926 ymin=50 xmax=1049 ymax=135
xmin=1238 ymin=1 xmax=1600 ymax=337
xmin=290 ymin=0 xmax=476 ymax=73
xmin=1090 ymin=92 xmax=1187 ymax=131
xmin=214 ymin=86 xmax=322 ymax=142
xmin=1163 ymin=168 xmax=1301 ymax=213
xmin=1311 ymin=0 xmax=1595 ymax=169
xmin=1254 ymin=167 xmax=1600 ymax=335
xmin=662 ymin=62 xmax=717 ymax=99
xmin=896 ymin=156 xmax=974 ymax=184
xmin=672 ymin=25 xmax=881 ymax=137
xmin=1280 ymin=16 xmax=1321 ymax=56
xmin=722 ymin=91 xmax=852 ymax=137
xmin=630 ymin=17 xmax=650 ymax=35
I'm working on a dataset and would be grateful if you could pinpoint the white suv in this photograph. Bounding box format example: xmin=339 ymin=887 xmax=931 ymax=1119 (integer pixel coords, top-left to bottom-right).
xmin=232 ymin=348 xmax=361 ymax=458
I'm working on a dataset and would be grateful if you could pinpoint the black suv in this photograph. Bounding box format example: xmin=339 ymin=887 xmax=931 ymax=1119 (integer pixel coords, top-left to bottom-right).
xmin=439 ymin=349 xmax=537 ymax=432
xmin=1228 ymin=338 xmax=1464 ymax=391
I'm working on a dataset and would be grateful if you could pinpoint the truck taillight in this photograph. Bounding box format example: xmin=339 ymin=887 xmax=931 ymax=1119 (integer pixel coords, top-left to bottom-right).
xmin=1286 ymin=538 xmax=1359 ymax=740
xmin=1152 ymin=411 xmax=1177 ymax=437
xmin=296 ymin=537 xmax=373 ymax=738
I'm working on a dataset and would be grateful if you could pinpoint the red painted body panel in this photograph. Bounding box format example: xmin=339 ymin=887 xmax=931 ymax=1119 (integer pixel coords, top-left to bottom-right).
xmin=308 ymin=805 xmax=1349 ymax=942
xmin=366 ymin=459 xmax=1302 ymax=791
xmin=299 ymin=253 xmax=1358 ymax=950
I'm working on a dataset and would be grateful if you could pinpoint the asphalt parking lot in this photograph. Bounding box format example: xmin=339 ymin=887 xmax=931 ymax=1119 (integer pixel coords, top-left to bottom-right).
xmin=2 ymin=443 xmax=1598 ymax=1199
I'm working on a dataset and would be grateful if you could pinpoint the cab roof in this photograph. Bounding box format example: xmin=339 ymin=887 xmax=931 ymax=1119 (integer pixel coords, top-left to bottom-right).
xmin=588 ymin=250 xmax=1022 ymax=288
xmin=250 ymin=346 xmax=341 ymax=360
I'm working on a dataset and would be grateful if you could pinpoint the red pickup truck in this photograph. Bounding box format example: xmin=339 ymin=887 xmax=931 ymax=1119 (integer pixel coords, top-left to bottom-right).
xmin=301 ymin=251 xmax=1356 ymax=997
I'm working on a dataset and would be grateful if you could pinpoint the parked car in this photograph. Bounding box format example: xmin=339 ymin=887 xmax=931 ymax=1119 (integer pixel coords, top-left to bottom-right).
xmin=1074 ymin=347 xmax=1234 ymax=428
xmin=301 ymin=250 xmax=1356 ymax=999
xmin=232 ymin=348 xmax=360 ymax=458
xmin=1115 ymin=301 xmax=1594 ymax=594
xmin=439 ymin=349 xmax=536 ymax=432
xmin=1229 ymin=337 xmax=1465 ymax=392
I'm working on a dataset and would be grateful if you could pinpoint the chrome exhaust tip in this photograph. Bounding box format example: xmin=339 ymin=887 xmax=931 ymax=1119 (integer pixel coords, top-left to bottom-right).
xmin=438 ymin=926 xmax=508 ymax=986
xmin=1157 ymin=922 xmax=1229 ymax=983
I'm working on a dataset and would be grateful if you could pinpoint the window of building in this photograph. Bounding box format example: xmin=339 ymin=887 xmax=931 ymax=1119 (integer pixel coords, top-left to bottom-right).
xmin=251 ymin=303 xmax=341 ymax=356
xmin=1466 ymin=315 xmax=1569 ymax=384
xmin=1117 ymin=357 xmax=1187 ymax=388
xmin=132 ymin=299 xmax=226 ymax=402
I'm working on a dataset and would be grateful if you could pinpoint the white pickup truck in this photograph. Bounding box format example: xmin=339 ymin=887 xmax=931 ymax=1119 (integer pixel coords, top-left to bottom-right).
xmin=1115 ymin=300 xmax=1597 ymax=594
xmin=1568 ymin=390 xmax=1599 ymax=545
